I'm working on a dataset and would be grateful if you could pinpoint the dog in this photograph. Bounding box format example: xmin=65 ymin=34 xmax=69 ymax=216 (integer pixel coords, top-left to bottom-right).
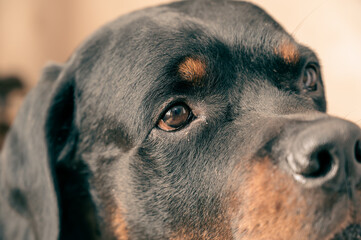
xmin=1 ymin=0 xmax=361 ymax=239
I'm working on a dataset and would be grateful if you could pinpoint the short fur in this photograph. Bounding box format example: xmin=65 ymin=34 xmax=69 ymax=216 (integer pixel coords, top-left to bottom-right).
xmin=1 ymin=1 xmax=361 ymax=239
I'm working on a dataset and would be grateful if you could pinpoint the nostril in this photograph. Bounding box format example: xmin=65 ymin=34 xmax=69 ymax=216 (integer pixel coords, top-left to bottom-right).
xmin=303 ymin=149 xmax=334 ymax=178
xmin=284 ymin=119 xmax=361 ymax=187
xmin=355 ymin=140 xmax=361 ymax=163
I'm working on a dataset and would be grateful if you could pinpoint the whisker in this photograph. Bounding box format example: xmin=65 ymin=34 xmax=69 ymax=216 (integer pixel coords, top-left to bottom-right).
xmin=292 ymin=0 xmax=329 ymax=36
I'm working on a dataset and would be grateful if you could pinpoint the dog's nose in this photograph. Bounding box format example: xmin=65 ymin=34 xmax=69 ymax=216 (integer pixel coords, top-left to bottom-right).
xmin=286 ymin=118 xmax=361 ymax=188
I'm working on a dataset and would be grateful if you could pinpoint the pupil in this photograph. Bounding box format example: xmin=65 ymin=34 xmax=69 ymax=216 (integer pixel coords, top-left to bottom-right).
xmin=172 ymin=106 xmax=184 ymax=116
xmin=166 ymin=106 xmax=188 ymax=127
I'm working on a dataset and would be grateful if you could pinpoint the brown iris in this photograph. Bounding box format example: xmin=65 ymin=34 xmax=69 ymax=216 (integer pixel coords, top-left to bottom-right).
xmin=158 ymin=104 xmax=191 ymax=131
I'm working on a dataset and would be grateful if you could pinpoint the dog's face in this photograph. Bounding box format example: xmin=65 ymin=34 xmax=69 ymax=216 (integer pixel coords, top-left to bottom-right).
xmin=2 ymin=1 xmax=361 ymax=240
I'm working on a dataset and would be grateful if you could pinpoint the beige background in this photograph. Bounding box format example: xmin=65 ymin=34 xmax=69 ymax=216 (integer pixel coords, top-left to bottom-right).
xmin=0 ymin=0 xmax=360 ymax=123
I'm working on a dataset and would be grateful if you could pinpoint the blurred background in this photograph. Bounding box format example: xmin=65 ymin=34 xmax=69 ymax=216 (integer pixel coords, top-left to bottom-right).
xmin=0 ymin=0 xmax=360 ymax=147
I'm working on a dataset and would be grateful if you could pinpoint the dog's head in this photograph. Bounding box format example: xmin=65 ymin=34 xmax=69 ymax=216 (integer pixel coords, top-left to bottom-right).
xmin=2 ymin=1 xmax=361 ymax=239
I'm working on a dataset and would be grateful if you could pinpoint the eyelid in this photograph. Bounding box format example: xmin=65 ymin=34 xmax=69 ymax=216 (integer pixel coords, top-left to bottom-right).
xmin=304 ymin=61 xmax=320 ymax=70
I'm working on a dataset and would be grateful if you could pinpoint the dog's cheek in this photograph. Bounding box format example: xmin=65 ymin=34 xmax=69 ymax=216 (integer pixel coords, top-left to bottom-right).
xmin=83 ymin=144 xmax=130 ymax=240
xmin=227 ymin=157 xmax=314 ymax=240
xmin=170 ymin=228 xmax=232 ymax=240
xmin=169 ymin=215 xmax=233 ymax=240
xmin=107 ymin=205 xmax=128 ymax=240
xmin=94 ymin=193 xmax=129 ymax=240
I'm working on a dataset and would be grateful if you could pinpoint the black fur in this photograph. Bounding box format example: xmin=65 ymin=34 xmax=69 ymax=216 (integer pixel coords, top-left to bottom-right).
xmin=1 ymin=1 xmax=360 ymax=239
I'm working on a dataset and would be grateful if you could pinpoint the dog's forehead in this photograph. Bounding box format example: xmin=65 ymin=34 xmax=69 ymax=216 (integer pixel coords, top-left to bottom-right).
xmin=100 ymin=1 xmax=293 ymax=54
xmin=98 ymin=1 xmax=302 ymax=76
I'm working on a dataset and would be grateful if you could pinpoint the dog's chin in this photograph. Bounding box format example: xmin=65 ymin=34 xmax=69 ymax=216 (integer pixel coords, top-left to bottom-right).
xmin=330 ymin=224 xmax=361 ymax=240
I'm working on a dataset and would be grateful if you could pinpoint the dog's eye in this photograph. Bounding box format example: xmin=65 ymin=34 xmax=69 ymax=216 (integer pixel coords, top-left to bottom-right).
xmin=303 ymin=65 xmax=318 ymax=91
xmin=158 ymin=104 xmax=192 ymax=131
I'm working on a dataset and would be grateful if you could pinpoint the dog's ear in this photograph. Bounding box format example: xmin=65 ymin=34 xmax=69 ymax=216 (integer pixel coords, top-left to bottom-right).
xmin=0 ymin=62 xmax=78 ymax=240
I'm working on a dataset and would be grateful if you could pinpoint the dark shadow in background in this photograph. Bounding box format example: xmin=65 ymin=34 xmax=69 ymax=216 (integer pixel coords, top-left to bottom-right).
xmin=0 ymin=76 xmax=24 ymax=148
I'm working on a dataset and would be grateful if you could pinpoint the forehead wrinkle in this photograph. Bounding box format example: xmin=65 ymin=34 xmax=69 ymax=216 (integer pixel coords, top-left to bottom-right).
xmin=178 ymin=57 xmax=207 ymax=85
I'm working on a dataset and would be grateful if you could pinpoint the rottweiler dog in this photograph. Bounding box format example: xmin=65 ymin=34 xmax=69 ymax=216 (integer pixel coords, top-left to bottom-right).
xmin=1 ymin=1 xmax=361 ymax=239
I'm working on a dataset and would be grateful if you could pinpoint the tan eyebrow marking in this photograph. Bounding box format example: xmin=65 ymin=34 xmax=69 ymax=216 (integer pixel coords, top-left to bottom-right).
xmin=275 ymin=39 xmax=300 ymax=64
xmin=178 ymin=57 xmax=207 ymax=84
